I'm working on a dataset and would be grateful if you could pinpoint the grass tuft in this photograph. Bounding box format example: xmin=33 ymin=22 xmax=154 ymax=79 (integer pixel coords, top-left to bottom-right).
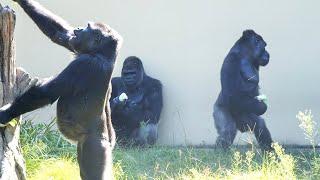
xmin=29 ymin=159 xmax=80 ymax=180
xmin=19 ymin=111 xmax=320 ymax=179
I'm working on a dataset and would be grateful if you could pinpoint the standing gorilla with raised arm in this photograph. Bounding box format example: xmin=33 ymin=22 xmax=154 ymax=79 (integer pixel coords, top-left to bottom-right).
xmin=110 ymin=56 xmax=163 ymax=146
xmin=213 ymin=30 xmax=273 ymax=151
xmin=0 ymin=0 xmax=122 ymax=179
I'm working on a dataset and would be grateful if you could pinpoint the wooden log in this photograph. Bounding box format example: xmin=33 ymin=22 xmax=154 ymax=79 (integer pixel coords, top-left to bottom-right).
xmin=0 ymin=4 xmax=35 ymax=180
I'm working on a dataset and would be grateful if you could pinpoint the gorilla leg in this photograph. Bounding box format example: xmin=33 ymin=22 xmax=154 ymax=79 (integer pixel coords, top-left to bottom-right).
xmin=213 ymin=103 xmax=237 ymax=149
xmin=114 ymin=126 xmax=133 ymax=145
xmin=236 ymin=114 xmax=273 ymax=151
xmin=132 ymin=123 xmax=158 ymax=146
xmin=0 ymin=78 xmax=60 ymax=124
xmin=78 ymin=135 xmax=112 ymax=180
xmin=77 ymin=145 xmax=85 ymax=179
xmin=253 ymin=116 xmax=273 ymax=151
xmin=146 ymin=124 xmax=158 ymax=145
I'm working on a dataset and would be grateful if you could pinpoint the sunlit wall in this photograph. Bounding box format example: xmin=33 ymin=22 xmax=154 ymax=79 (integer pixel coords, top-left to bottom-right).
xmin=2 ymin=0 xmax=320 ymax=145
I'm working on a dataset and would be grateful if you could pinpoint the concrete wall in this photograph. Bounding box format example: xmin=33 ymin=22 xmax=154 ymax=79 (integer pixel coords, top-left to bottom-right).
xmin=2 ymin=0 xmax=320 ymax=145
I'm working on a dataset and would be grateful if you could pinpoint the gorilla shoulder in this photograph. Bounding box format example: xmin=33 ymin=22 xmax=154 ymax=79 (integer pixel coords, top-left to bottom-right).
xmin=111 ymin=77 xmax=122 ymax=83
xmin=111 ymin=77 xmax=122 ymax=86
xmin=143 ymin=76 xmax=162 ymax=93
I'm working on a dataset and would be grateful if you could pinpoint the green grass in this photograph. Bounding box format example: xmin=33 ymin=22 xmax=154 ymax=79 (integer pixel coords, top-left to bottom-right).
xmin=20 ymin=111 xmax=320 ymax=179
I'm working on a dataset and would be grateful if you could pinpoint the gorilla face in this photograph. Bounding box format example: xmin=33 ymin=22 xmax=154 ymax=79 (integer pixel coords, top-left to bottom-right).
xmin=249 ymin=33 xmax=267 ymax=59
xmin=69 ymin=22 xmax=120 ymax=55
xmin=121 ymin=57 xmax=144 ymax=89
xmin=241 ymin=30 xmax=267 ymax=61
xmin=69 ymin=23 xmax=100 ymax=53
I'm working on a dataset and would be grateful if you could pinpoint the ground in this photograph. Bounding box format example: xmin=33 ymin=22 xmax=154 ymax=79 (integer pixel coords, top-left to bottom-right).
xmin=20 ymin=111 xmax=320 ymax=180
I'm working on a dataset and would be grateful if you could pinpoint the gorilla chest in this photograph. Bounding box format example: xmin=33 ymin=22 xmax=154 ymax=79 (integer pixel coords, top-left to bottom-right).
xmin=116 ymin=89 xmax=147 ymax=120
xmin=118 ymin=86 xmax=146 ymax=107
xmin=127 ymin=91 xmax=144 ymax=106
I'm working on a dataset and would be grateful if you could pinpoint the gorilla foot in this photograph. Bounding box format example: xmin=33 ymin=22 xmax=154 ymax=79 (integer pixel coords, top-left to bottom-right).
xmin=259 ymin=143 xmax=274 ymax=152
xmin=216 ymin=137 xmax=233 ymax=150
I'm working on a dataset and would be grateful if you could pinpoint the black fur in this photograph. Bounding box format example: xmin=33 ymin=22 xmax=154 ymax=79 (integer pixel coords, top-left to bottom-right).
xmin=109 ymin=56 xmax=163 ymax=146
xmin=0 ymin=0 xmax=122 ymax=179
xmin=213 ymin=30 xmax=273 ymax=151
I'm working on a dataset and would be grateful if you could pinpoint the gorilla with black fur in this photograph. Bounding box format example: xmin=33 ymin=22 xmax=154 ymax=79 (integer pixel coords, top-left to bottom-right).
xmin=213 ymin=30 xmax=273 ymax=151
xmin=0 ymin=0 xmax=122 ymax=179
xmin=110 ymin=56 xmax=163 ymax=146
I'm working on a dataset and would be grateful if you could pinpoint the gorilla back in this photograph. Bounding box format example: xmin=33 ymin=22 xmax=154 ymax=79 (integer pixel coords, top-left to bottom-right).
xmin=0 ymin=0 xmax=122 ymax=179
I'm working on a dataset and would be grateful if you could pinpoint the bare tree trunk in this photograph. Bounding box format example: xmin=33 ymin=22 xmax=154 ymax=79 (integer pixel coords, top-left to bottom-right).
xmin=0 ymin=4 xmax=34 ymax=180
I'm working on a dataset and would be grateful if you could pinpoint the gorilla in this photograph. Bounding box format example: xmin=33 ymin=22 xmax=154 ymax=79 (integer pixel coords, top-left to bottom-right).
xmin=109 ymin=56 xmax=163 ymax=146
xmin=0 ymin=0 xmax=122 ymax=179
xmin=213 ymin=30 xmax=273 ymax=151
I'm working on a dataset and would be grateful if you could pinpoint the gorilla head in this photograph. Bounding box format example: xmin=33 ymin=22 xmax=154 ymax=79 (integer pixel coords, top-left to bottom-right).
xmin=121 ymin=56 xmax=145 ymax=89
xmin=238 ymin=30 xmax=267 ymax=62
xmin=69 ymin=22 xmax=121 ymax=57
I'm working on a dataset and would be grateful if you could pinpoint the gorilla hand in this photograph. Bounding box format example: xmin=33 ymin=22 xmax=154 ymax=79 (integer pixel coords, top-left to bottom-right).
xmin=112 ymin=93 xmax=128 ymax=108
xmin=255 ymin=94 xmax=267 ymax=102
xmin=119 ymin=93 xmax=128 ymax=102
xmin=0 ymin=104 xmax=13 ymax=127
xmin=11 ymin=0 xmax=21 ymax=3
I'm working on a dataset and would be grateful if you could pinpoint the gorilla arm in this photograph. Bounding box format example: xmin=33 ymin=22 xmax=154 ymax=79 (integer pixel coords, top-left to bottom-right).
xmin=229 ymin=94 xmax=267 ymax=116
xmin=0 ymin=56 xmax=91 ymax=125
xmin=144 ymin=80 xmax=163 ymax=124
xmin=14 ymin=0 xmax=74 ymax=51
xmin=110 ymin=78 xmax=127 ymax=112
xmin=240 ymin=59 xmax=258 ymax=88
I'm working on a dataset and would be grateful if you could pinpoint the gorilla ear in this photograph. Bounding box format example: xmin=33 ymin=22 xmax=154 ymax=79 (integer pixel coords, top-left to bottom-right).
xmin=88 ymin=22 xmax=94 ymax=30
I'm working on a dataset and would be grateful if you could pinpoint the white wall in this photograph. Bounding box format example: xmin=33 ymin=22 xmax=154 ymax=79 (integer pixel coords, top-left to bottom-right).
xmin=2 ymin=0 xmax=320 ymax=145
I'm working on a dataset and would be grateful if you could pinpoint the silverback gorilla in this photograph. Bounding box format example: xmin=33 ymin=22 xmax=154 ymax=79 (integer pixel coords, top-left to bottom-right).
xmin=0 ymin=0 xmax=122 ymax=179
xmin=213 ymin=30 xmax=273 ymax=151
xmin=110 ymin=56 xmax=163 ymax=146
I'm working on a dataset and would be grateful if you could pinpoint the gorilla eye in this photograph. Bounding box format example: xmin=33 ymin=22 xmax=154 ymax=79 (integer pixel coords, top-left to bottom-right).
xmin=95 ymin=34 xmax=102 ymax=43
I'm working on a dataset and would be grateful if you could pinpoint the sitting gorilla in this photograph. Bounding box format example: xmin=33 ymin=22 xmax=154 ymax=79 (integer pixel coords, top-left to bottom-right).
xmin=109 ymin=56 xmax=163 ymax=146
xmin=0 ymin=0 xmax=122 ymax=179
xmin=213 ymin=30 xmax=273 ymax=151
